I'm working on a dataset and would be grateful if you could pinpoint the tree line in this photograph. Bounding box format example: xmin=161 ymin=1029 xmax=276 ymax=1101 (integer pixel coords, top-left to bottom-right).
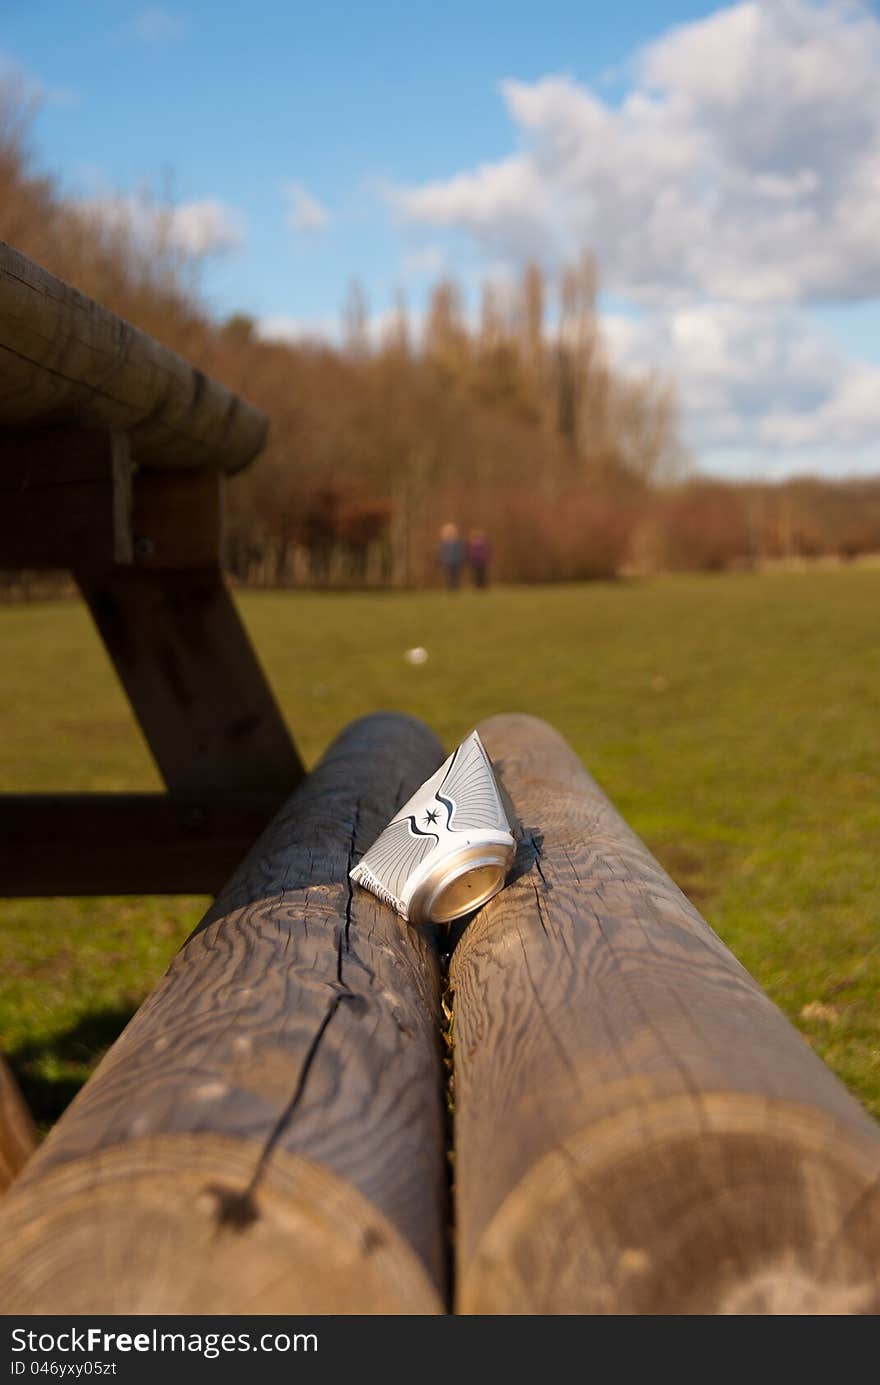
xmin=3 ymin=95 xmax=879 ymax=593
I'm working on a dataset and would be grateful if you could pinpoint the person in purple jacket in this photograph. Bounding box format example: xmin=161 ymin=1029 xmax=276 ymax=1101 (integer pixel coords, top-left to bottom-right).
xmin=467 ymin=528 xmax=490 ymax=588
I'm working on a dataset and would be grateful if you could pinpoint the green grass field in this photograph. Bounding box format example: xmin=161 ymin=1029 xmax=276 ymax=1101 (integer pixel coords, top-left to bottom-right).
xmin=1 ymin=568 xmax=878 ymax=1129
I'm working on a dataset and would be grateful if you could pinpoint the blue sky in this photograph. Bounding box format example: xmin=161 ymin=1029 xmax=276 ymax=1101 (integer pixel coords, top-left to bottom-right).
xmin=4 ymin=0 xmax=880 ymax=478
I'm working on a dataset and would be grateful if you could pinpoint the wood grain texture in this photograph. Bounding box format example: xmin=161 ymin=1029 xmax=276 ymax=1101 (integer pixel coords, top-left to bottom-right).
xmin=0 ymin=1137 xmax=439 ymax=1313
xmin=0 ymin=243 xmax=267 ymax=473
xmin=75 ymin=565 xmax=304 ymax=795
xmin=0 ymin=1054 xmax=37 ymax=1194
xmin=0 ymin=792 xmax=285 ymax=895
xmin=0 ymin=428 xmax=133 ymax=568
xmin=0 ymin=713 xmax=448 ymax=1313
xmin=451 ymin=714 xmax=880 ymax=1314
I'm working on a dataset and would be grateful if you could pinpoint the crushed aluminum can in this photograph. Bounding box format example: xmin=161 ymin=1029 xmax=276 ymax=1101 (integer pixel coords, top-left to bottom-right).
xmin=350 ymin=730 xmax=517 ymax=924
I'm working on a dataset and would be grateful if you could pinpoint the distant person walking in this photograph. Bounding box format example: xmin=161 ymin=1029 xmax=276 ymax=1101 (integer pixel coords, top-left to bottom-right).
xmin=438 ymin=522 xmax=466 ymax=589
xmin=468 ymin=528 xmax=490 ymax=589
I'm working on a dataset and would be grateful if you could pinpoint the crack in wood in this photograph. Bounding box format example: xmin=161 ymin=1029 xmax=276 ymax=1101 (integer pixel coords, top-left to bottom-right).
xmin=209 ymin=986 xmax=355 ymax=1232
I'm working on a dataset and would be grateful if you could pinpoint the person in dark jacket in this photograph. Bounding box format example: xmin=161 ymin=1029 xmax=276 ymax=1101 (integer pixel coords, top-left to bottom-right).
xmin=438 ymin=522 xmax=466 ymax=589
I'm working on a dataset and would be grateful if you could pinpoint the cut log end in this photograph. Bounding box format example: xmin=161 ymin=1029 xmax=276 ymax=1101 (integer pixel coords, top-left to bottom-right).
xmin=0 ymin=1136 xmax=443 ymax=1314
xmin=459 ymin=1095 xmax=880 ymax=1315
xmin=0 ymin=1055 xmax=37 ymax=1194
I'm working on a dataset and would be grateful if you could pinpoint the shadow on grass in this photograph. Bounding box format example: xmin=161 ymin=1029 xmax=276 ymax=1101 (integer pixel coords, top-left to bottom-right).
xmin=8 ymin=1004 xmax=137 ymax=1132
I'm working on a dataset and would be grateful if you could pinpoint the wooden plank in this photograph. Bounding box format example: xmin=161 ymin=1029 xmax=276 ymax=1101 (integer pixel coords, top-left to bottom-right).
xmin=451 ymin=714 xmax=880 ymax=1315
xmin=0 ymin=243 xmax=267 ymax=473
xmin=75 ymin=565 xmax=304 ymax=794
xmin=0 ymin=713 xmax=448 ymax=1313
xmin=0 ymin=792 xmax=286 ymax=895
xmin=131 ymin=468 xmax=223 ymax=569
xmin=0 ymin=429 xmax=133 ymax=567
xmin=0 ymin=426 xmax=126 ymax=490
xmin=0 ymin=1055 xmax=36 ymax=1194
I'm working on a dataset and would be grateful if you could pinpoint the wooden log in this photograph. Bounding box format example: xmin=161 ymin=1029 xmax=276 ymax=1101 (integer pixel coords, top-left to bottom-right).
xmin=0 ymin=792 xmax=286 ymax=895
xmin=0 ymin=1055 xmax=37 ymax=1193
xmin=75 ymin=565 xmax=304 ymax=795
xmin=0 ymin=243 xmax=267 ymax=473
xmin=451 ymin=714 xmax=880 ymax=1315
xmin=0 ymin=428 xmax=133 ymax=568
xmin=0 ymin=713 xmax=448 ymax=1313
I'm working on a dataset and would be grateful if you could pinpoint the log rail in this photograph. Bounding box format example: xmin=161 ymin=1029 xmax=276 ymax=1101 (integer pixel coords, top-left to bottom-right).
xmin=452 ymin=715 xmax=880 ymax=1314
xmin=0 ymin=714 xmax=448 ymax=1314
xmin=0 ymin=243 xmax=266 ymax=471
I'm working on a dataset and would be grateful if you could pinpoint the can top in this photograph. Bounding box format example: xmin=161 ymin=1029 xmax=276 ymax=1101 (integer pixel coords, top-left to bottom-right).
xmin=408 ymin=844 xmax=514 ymax=925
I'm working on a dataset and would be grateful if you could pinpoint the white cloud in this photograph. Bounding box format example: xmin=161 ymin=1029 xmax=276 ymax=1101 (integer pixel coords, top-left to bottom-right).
xmin=128 ymin=8 xmax=188 ymax=44
xmin=79 ymin=194 xmax=242 ymax=257
xmin=283 ymin=182 xmax=331 ymax=234
xmin=392 ymin=0 xmax=880 ymax=306
xmin=168 ymin=199 xmax=242 ymax=255
xmin=396 ymin=156 xmax=549 ymax=261
xmin=391 ymin=1 xmax=880 ymax=476
xmin=257 ymin=314 xmax=337 ymax=344
xmin=606 ymin=304 xmax=880 ymax=457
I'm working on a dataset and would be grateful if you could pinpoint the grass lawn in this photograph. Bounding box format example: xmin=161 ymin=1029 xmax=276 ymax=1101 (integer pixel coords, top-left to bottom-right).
xmin=1 ymin=568 xmax=878 ymax=1129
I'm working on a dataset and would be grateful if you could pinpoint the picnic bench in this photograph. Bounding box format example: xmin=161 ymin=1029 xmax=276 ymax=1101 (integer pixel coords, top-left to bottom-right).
xmin=1 ymin=247 xmax=879 ymax=1315
xmin=0 ymin=242 xmax=303 ymax=896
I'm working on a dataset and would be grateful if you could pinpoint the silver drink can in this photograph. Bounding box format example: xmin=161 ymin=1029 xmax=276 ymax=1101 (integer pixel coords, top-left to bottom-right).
xmin=350 ymin=730 xmax=516 ymax=924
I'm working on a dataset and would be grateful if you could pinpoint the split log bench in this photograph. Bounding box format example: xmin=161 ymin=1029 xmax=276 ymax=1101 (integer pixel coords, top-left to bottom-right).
xmin=1 ymin=248 xmax=879 ymax=1313
xmin=0 ymin=241 xmax=303 ymax=897
xmin=1 ymin=712 xmax=878 ymax=1313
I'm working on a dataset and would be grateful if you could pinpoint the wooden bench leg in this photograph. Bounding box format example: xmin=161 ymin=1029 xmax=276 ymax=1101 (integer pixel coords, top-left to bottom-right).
xmin=0 ymin=459 xmax=304 ymax=897
xmin=75 ymin=565 xmax=303 ymax=795
xmin=0 ymin=713 xmax=447 ymax=1314
xmin=451 ymin=714 xmax=880 ymax=1315
xmin=0 ymin=1055 xmax=37 ymax=1193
